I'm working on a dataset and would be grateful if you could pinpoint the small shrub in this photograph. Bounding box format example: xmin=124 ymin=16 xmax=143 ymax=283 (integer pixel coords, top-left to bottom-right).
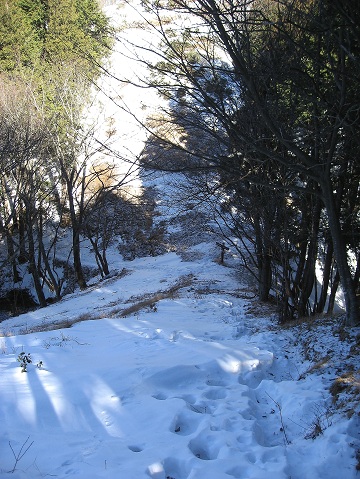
xmin=304 ymin=417 xmax=324 ymax=440
xmin=17 ymin=352 xmax=32 ymax=372
xmin=304 ymin=404 xmax=333 ymax=440
xmin=42 ymin=332 xmax=87 ymax=348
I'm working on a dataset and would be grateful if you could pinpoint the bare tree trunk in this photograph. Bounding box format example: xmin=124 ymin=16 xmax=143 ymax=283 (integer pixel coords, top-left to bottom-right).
xmin=5 ymin=228 xmax=21 ymax=283
xmin=25 ymin=205 xmax=47 ymax=307
xmin=316 ymin=240 xmax=334 ymax=315
xmin=354 ymin=253 xmax=360 ymax=298
xmin=72 ymin=227 xmax=87 ymax=290
xmin=64 ymin=169 xmax=87 ymax=291
xmin=37 ymin=210 xmax=63 ymax=300
xmin=321 ymin=182 xmax=359 ymax=325
xmin=88 ymin=233 xmax=109 ymax=277
xmin=297 ymin=197 xmax=321 ymax=317
xmin=18 ymin=205 xmax=27 ymax=264
xmin=328 ymin=269 xmax=340 ymax=316
xmin=258 ymin=251 xmax=272 ymax=302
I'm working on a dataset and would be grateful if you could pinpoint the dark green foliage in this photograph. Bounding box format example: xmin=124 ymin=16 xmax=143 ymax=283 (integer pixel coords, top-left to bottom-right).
xmin=0 ymin=0 xmax=112 ymax=74
xmin=0 ymin=0 xmax=41 ymax=70
xmin=18 ymin=0 xmax=49 ymax=42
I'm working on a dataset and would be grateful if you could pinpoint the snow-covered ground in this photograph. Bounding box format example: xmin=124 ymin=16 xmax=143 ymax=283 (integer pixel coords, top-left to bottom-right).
xmin=0 ymin=2 xmax=359 ymax=478
xmin=0 ymin=170 xmax=359 ymax=479
xmin=0 ymin=229 xmax=359 ymax=478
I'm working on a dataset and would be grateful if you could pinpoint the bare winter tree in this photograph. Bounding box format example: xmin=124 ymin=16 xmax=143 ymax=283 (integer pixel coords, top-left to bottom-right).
xmin=0 ymin=75 xmax=51 ymax=306
xmin=44 ymin=64 xmax=139 ymax=290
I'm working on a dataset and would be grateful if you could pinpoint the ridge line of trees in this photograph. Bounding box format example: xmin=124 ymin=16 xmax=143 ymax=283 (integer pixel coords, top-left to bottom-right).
xmin=135 ymin=0 xmax=359 ymax=324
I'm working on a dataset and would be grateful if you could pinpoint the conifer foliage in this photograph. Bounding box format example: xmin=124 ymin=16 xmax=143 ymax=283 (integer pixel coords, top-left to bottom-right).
xmin=0 ymin=0 xmax=111 ymax=72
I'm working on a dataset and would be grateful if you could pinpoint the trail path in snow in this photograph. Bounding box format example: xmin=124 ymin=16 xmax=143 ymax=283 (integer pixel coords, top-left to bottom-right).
xmin=0 ymin=245 xmax=358 ymax=479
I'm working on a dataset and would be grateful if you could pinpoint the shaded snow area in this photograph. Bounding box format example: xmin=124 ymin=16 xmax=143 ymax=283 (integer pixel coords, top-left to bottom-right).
xmin=0 ymin=245 xmax=359 ymax=478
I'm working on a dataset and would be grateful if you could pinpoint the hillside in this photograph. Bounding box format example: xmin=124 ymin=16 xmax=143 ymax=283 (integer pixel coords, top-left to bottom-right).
xmin=0 ymin=165 xmax=359 ymax=478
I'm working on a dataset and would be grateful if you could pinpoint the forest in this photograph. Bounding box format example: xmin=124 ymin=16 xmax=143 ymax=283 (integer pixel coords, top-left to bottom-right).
xmin=0 ymin=0 xmax=359 ymax=326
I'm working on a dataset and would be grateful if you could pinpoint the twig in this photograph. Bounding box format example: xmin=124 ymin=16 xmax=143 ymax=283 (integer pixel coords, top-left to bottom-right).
xmin=266 ymin=392 xmax=291 ymax=445
xmin=8 ymin=436 xmax=34 ymax=473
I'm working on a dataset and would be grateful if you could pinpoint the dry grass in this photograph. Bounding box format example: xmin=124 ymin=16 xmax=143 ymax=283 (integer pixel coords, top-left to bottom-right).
xmin=110 ymin=274 xmax=195 ymax=318
xmin=298 ymin=356 xmax=332 ymax=380
xmin=330 ymin=370 xmax=360 ymax=409
xmin=0 ymin=275 xmax=196 ymax=336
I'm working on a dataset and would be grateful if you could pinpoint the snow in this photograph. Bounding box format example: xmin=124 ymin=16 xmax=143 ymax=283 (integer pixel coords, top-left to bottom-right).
xmin=0 ymin=2 xmax=359 ymax=478
xmin=0 ymin=245 xmax=359 ymax=478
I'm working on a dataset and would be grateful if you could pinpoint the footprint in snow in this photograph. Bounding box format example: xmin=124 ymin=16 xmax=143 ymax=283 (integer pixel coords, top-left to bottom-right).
xmin=203 ymin=387 xmax=228 ymax=400
xmin=171 ymin=409 xmax=202 ymax=436
xmin=188 ymin=430 xmax=222 ymax=460
xmin=128 ymin=444 xmax=144 ymax=453
xmin=152 ymin=392 xmax=168 ymax=400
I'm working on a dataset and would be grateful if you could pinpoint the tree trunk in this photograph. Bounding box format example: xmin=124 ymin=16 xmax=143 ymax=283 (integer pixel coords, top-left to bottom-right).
xmin=328 ymin=269 xmax=340 ymax=315
xmin=258 ymin=252 xmax=272 ymax=302
xmin=72 ymin=227 xmax=87 ymax=290
xmin=88 ymin=234 xmax=109 ymax=277
xmin=5 ymin=228 xmax=21 ymax=283
xmin=297 ymin=197 xmax=321 ymax=317
xmin=25 ymin=207 xmax=47 ymax=307
xmin=66 ymin=176 xmax=87 ymax=290
xmin=253 ymin=212 xmax=272 ymax=302
xmin=37 ymin=211 xmax=63 ymax=300
xmin=18 ymin=205 xmax=27 ymax=264
xmin=321 ymin=181 xmax=359 ymax=325
xmin=316 ymin=240 xmax=333 ymax=315
xmin=354 ymin=252 xmax=360 ymax=298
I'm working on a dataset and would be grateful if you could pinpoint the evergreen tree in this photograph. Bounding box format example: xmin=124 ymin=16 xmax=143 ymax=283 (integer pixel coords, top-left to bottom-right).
xmin=0 ymin=0 xmax=41 ymax=70
xmin=0 ymin=0 xmax=111 ymax=74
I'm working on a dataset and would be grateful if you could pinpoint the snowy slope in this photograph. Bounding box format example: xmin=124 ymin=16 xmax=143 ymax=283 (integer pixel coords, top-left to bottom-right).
xmin=0 ymin=238 xmax=359 ymax=479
